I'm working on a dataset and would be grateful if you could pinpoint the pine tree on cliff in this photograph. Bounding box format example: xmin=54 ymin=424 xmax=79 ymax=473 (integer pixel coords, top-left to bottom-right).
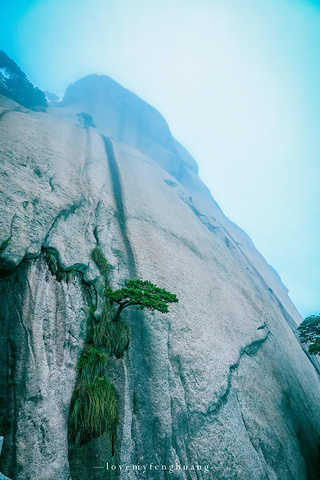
xmin=0 ymin=51 xmax=47 ymax=108
xmin=105 ymin=279 xmax=179 ymax=321
xmin=298 ymin=314 xmax=320 ymax=355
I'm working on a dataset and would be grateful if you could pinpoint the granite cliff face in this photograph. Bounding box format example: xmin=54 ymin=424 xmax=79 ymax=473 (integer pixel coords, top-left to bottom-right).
xmin=0 ymin=73 xmax=320 ymax=480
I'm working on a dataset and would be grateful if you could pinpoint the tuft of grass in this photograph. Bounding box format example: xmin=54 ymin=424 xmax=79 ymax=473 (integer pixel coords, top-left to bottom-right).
xmin=88 ymin=310 xmax=130 ymax=358
xmin=102 ymin=320 xmax=130 ymax=359
xmin=92 ymin=247 xmax=109 ymax=278
xmin=43 ymin=249 xmax=77 ymax=283
xmin=88 ymin=304 xmax=111 ymax=347
xmin=69 ymin=377 xmax=118 ymax=447
xmin=90 ymin=319 xmax=130 ymax=358
xmin=77 ymin=346 xmax=108 ymax=382
xmin=90 ymin=321 xmax=109 ymax=348
xmin=44 ymin=249 xmax=59 ymax=277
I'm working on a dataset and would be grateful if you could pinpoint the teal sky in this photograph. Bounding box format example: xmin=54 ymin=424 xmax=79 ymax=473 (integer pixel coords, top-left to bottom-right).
xmin=1 ymin=0 xmax=320 ymax=318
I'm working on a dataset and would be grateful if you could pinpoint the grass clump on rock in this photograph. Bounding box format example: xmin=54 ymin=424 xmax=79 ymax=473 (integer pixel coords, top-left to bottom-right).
xmin=91 ymin=247 xmax=110 ymax=278
xmin=43 ymin=248 xmax=77 ymax=284
xmin=77 ymin=346 xmax=108 ymax=382
xmin=69 ymin=377 xmax=118 ymax=447
xmin=101 ymin=320 xmax=130 ymax=359
xmin=68 ymin=332 xmax=118 ymax=447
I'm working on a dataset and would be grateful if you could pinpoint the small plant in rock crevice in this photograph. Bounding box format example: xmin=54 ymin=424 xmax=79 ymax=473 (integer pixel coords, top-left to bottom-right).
xmin=77 ymin=346 xmax=108 ymax=382
xmin=91 ymin=247 xmax=110 ymax=279
xmin=68 ymin=251 xmax=118 ymax=447
xmin=43 ymin=248 xmax=78 ymax=283
xmin=68 ymin=246 xmax=178 ymax=448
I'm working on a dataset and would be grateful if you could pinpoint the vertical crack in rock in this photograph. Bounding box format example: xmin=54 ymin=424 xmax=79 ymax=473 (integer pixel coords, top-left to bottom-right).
xmin=101 ymin=136 xmax=174 ymax=476
xmin=119 ymin=362 xmax=135 ymax=480
xmin=102 ymin=135 xmax=161 ymax=475
xmin=15 ymin=307 xmax=34 ymax=364
xmin=102 ymin=136 xmax=137 ymax=278
xmin=166 ymin=327 xmax=195 ymax=476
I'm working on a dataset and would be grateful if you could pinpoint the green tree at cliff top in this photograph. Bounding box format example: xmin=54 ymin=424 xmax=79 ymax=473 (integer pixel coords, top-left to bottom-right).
xmin=298 ymin=314 xmax=320 ymax=355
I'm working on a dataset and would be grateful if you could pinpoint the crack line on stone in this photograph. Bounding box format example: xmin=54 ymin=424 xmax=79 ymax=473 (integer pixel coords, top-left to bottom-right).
xmin=102 ymin=135 xmax=137 ymax=278
xmin=43 ymin=196 xmax=85 ymax=246
xmin=207 ymin=328 xmax=270 ymax=415
xmin=15 ymin=307 xmax=35 ymax=364
xmin=166 ymin=326 xmax=194 ymax=475
xmin=9 ymin=214 xmax=17 ymax=238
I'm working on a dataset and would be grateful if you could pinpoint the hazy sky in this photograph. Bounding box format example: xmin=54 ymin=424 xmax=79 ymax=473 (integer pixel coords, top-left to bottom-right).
xmin=1 ymin=0 xmax=320 ymax=317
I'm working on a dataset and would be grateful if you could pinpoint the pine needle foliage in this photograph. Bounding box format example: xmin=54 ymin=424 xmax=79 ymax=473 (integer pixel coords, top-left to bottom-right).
xmin=105 ymin=279 xmax=178 ymax=321
xmin=298 ymin=314 xmax=320 ymax=355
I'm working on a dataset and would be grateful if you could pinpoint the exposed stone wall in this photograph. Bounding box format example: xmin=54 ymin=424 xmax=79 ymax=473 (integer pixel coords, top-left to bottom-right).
xmin=1 ymin=93 xmax=320 ymax=480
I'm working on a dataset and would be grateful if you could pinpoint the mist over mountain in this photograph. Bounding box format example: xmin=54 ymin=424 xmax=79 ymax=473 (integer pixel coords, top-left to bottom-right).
xmin=0 ymin=55 xmax=320 ymax=480
xmin=52 ymin=74 xmax=199 ymax=180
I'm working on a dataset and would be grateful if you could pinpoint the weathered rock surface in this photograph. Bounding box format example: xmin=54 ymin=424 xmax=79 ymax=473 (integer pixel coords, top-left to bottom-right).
xmin=0 ymin=74 xmax=320 ymax=480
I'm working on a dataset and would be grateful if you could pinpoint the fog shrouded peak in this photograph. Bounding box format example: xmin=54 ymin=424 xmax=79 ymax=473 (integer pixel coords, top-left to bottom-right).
xmin=54 ymin=74 xmax=198 ymax=180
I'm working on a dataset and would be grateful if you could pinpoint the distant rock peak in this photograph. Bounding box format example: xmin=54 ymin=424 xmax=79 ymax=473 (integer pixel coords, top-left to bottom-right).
xmin=53 ymin=74 xmax=199 ymax=179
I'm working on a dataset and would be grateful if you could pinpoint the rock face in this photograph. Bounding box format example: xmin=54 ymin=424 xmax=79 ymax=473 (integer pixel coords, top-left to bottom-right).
xmin=0 ymin=73 xmax=320 ymax=480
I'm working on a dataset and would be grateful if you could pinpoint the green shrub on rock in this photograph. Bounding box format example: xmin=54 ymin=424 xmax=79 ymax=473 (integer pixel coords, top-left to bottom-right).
xmin=298 ymin=314 xmax=320 ymax=355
